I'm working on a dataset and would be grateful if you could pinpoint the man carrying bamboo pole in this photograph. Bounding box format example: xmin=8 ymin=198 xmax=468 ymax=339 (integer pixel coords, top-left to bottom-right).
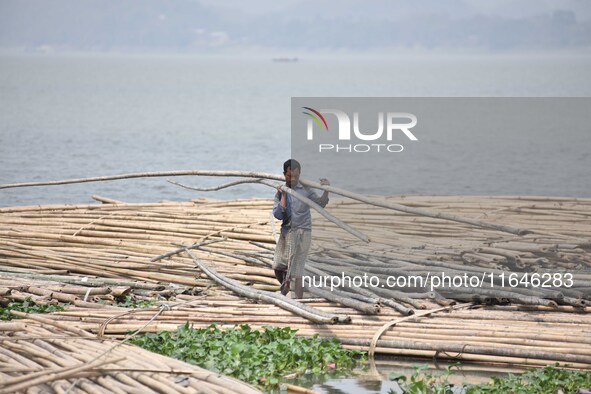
xmin=273 ymin=159 xmax=330 ymax=299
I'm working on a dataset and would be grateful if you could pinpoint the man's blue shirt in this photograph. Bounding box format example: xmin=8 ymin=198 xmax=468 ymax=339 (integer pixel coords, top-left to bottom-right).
xmin=272 ymin=182 xmax=328 ymax=236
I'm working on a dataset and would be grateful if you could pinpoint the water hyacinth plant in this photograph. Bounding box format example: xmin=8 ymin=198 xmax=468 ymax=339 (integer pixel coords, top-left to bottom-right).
xmin=0 ymin=298 xmax=66 ymax=320
xmin=389 ymin=363 xmax=591 ymax=394
xmin=131 ymin=323 xmax=365 ymax=389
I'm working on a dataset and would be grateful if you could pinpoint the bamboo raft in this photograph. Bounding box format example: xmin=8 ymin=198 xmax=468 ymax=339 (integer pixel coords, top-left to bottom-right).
xmin=1 ymin=194 xmax=591 ymax=392
xmin=0 ymin=314 xmax=261 ymax=394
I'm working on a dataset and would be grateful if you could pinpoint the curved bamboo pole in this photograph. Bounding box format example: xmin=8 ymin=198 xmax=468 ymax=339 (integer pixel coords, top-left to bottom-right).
xmin=303 ymin=180 xmax=531 ymax=235
xmin=170 ymin=178 xmax=370 ymax=243
xmin=186 ymin=249 xmax=351 ymax=324
xmin=346 ymin=336 xmax=591 ymax=365
xmin=167 ymin=178 xmax=265 ymax=191
xmin=0 ymin=170 xmax=530 ymax=235
xmin=150 ymin=238 xmax=226 ymax=262
xmin=0 ymin=170 xmax=282 ymax=190
xmin=170 ymin=176 xmax=530 ymax=235
xmin=368 ymin=303 xmax=475 ymax=358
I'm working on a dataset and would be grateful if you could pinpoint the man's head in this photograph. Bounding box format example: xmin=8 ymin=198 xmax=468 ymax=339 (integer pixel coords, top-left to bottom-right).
xmin=283 ymin=159 xmax=301 ymax=188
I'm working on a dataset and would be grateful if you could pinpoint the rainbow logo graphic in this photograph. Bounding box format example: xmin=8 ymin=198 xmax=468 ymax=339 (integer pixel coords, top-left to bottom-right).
xmin=302 ymin=107 xmax=329 ymax=131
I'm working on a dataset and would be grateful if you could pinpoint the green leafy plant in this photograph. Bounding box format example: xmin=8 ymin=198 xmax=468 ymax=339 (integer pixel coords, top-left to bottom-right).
xmin=113 ymin=295 xmax=156 ymax=308
xmin=467 ymin=364 xmax=591 ymax=394
xmin=130 ymin=323 xmax=365 ymax=389
xmin=388 ymin=363 xmax=591 ymax=394
xmin=390 ymin=364 xmax=457 ymax=394
xmin=0 ymin=298 xmax=67 ymax=320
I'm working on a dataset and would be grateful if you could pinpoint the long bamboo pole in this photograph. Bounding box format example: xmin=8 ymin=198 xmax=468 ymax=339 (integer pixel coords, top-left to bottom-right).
xmin=0 ymin=170 xmax=530 ymax=235
xmin=186 ymin=249 xmax=350 ymax=324
xmin=170 ymin=178 xmax=370 ymax=243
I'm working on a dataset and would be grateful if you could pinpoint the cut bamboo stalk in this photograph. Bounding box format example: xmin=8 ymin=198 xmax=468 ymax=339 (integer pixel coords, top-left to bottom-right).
xmin=1 ymin=170 xmax=531 ymax=235
xmin=1 ymin=194 xmax=590 ymax=372
xmin=186 ymin=249 xmax=350 ymax=324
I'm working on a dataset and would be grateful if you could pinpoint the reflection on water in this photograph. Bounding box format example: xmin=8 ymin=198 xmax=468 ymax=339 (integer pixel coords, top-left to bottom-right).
xmin=283 ymin=357 xmax=525 ymax=394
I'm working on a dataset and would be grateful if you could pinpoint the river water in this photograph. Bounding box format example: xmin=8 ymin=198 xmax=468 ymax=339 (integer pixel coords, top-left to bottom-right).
xmin=1 ymin=52 xmax=590 ymax=207
xmin=285 ymin=357 xmax=524 ymax=394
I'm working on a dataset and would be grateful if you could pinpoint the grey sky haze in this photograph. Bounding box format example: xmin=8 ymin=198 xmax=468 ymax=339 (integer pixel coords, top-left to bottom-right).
xmin=0 ymin=0 xmax=589 ymax=53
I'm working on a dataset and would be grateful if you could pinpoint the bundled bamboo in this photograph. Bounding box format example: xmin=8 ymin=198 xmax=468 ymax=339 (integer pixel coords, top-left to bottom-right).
xmin=0 ymin=195 xmax=590 ymax=370
xmin=0 ymin=200 xmax=278 ymax=294
xmin=307 ymin=196 xmax=591 ymax=307
xmin=0 ymin=275 xmax=176 ymax=309
xmin=0 ymin=314 xmax=261 ymax=394
xmin=6 ymin=286 xmax=590 ymax=369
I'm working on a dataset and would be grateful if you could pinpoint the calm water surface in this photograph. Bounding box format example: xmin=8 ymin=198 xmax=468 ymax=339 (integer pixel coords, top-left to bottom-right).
xmin=284 ymin=358 xmax=523 ymax=394
xmin=1 ymin=52 xmax=590 ymax=207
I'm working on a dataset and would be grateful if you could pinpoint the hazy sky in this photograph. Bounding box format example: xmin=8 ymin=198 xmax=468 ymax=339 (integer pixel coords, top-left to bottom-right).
xmin=198 ymin=0 xmax=591 ymax=19
xmin=1 ymin=0 xmax=590 ymax=53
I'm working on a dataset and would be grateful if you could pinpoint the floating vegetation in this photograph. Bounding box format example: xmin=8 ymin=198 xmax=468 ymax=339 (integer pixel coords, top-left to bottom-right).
xmin=113 ymin=295 xmax=157 ymax=308
xmin=0 ymin=297 xmax=66 ymax=320
xmin=389 ymin=363 xmax=591 ymax=394
xmin=131 ymin=323 xmax=365 ymax=389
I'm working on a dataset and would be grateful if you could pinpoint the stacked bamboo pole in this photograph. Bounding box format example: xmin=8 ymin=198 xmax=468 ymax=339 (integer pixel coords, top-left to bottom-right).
xmin=0 ymin=200 xmax=277 ymax=291
xmin=9 ymin=288 xmax=590 ymax=369
xmin=0 ymin=196 xmax=590 ymax=370
xmin=0 ymin=275 xmax=172 ymax=308
xmin=0 ymin=313 xmax=262 ymax=394
xmin=307 ymin=196 xmax=591 ymax=308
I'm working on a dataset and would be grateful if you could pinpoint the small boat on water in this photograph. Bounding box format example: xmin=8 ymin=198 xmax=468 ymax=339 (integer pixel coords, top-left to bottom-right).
xmin=272 ymin=57 xmax=299 ymax=63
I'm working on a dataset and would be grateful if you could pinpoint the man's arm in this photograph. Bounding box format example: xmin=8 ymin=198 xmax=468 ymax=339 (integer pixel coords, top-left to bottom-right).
xmin=272 ymin=188 xmax=287 ymax=220
xmin=309 ymin=178 xmax=330 ymax=208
